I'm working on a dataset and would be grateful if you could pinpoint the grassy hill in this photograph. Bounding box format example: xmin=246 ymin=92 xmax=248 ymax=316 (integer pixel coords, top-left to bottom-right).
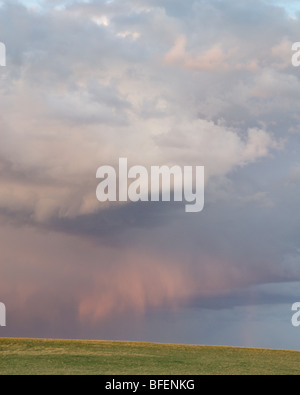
xmin=0 ymin=338 xmax=299 ymax=375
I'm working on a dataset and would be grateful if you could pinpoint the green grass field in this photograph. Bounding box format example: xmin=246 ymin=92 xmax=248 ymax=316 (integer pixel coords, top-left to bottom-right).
xmin=0 ymin=338 xmax=299 ymax=375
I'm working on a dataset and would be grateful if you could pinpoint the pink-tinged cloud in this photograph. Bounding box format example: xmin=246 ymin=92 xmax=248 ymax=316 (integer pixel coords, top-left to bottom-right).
xmin=1 ymin=0 xmax=300 ymax=350
xmin=0 ymin=222 xmax=265 ymax=329
xmin=164 ymin=35 xmax=259 ymax=72
xmin=164 ymin=35 xmax=229 ymax=71
xmin=77 ymin=249 xmax=265 ymax=323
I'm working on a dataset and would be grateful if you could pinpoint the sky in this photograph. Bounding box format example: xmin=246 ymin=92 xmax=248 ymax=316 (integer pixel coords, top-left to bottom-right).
xmin=1 ymin=0 xmax=300 ymax=351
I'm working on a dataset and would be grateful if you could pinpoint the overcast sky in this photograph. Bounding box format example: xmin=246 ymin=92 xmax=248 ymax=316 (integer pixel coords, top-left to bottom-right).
xmin=1 ymin=0 xmax=300 ymax=350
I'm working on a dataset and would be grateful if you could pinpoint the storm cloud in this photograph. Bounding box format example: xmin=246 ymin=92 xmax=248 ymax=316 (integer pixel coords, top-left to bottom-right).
xmin=1 ymin=0 xmax=300 ymax=349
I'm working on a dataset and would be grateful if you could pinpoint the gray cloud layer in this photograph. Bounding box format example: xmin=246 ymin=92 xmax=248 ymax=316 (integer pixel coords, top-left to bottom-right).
xmin=1 ymin=0 xmax=300 ymax=349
